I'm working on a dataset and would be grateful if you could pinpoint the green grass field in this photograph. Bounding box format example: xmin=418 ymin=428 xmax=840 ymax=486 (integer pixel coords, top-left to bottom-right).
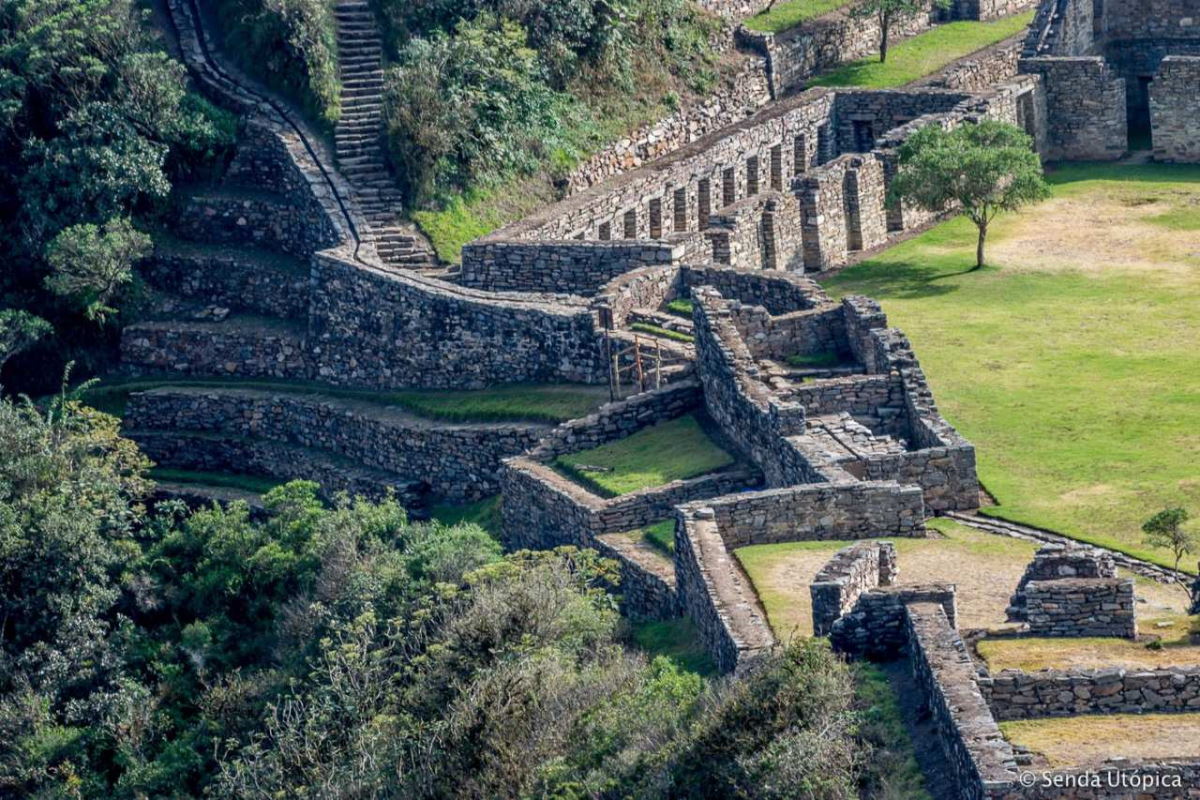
xmin=742 ymin=0 xmax=847 ymax=33
xmin=554 ymin=413 xmax=736 ymax=497
xmin=824 ymin=163 xmax=1200 ymax=570
xmin=810 ymin=13 xmax=1034 ymax=89
xmin=429 ymin=495 xmax=503 ymax=535
xmin=638 ymin=519 xmax=677 ymax=554
xmin=629 ymin=618 xmax=716 ymax=675
xmin=83 ymin=377 xmax=608 ymax=424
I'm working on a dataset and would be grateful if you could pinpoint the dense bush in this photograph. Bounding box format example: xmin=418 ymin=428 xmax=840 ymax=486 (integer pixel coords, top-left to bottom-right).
xmin=217 ymin=0 xmax=341 ymax=128
xmin=382 ymin=0 xmax=722 ymax=207
xmin=0 ymin=0 xmax=236 ymax=394
xmin=0 ymin=389 xmax=879 ymax=798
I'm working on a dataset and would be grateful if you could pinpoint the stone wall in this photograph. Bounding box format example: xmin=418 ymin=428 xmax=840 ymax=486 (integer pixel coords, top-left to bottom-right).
xmin=1024 ymin=577 xmax=1137 ymax=638
xmin=742 ymin=2 xmax=941 ymax=97
xmin=707 ymin=481 xmax=927 ymax=548
xmin=905 ymin=603 xmax=1021 ymax=799
xmin=980 ymin=665 xmax=1200 ymax=720
xmin=1150 ymin=56 xmax=1200 ymax=162
xmin=810 ymin=541 xmax=898 ymax=635
xmin=460 ymin=237 xmax=702 ymax=295
xmin=675 ymin=505 xmax=777 ymax=673
xmin=174 ymin=184 xmax=340 ymax=260
xmin=124 ymin=387 xmax=545 ymax=502
xmin=1018 ymin=57 xmax=1127 ymax=159
xmin=1007 ymin=542 xmax=1118 ymax=620
xmin=307 ymin=253 xmax=607 ymax=389
xmin=915 ymin=35 xmax=1025 ymax=91
xmin=138 ymin=247 xmax=310 ymax=321
xmin=132 ymin=430 xmax=427 ymax=510
xmin=831 ymin=585 xmax=958 ymax=658
xmin=680 ymin=265 xmax=830 ymax=313
xmin=120 ymin=319 xmax=311 ymax=380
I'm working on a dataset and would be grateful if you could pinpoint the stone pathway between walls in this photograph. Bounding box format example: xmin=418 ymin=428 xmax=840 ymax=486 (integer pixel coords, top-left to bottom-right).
xmin=945 ymin=511 xmax=1186 ymax=585
xmin=332 ymin=0 xmax=439 ymax=272
xmin=880 ymin=659 xmax=959 ymax=800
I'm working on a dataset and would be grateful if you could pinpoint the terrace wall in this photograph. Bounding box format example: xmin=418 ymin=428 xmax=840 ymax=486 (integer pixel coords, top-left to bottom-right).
xmin=810 ymin=541 xmax=898 ymax=635
xmin=1023 ymin=577 xmax=1137 ymax=638
xmin=831 ymin=585 xmax=958 ymax=657
xmin=1150 ymin=56 xmax=1200 ymax=163
xmin=980 ymin=665 xmax=1200 ymax=720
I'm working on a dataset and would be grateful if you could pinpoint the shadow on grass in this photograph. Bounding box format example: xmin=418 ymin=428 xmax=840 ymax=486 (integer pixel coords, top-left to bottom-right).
xmin=828 ymin=258 xmax=981 ymax=300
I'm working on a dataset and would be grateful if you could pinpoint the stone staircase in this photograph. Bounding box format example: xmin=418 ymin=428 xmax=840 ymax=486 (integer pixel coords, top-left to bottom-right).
xmin=332 ymin=0 xmax=441 ymax=273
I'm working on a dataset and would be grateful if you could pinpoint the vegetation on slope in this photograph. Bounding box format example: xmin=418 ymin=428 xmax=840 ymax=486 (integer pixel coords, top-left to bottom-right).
xmin=215 ymin=0 xmax=341 ymax=127
xmin=743 ymin=0 xmax=849 ymax=33
xmin=0 ymin=389 xmax=889 ymax=797
xmin=810 ymin=12 xmax=1034 ymax=88
xmin=554 ymin=413 xmax=737 ymax=497
xmin=824 ymin=162 xmax=1200 ymax=570
xmin=0 ymin=0 xmax=237 ymax=395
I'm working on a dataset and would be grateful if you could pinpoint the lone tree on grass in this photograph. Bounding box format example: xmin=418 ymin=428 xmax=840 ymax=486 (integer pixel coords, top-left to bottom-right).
xmin=890 ymin=120 xmax=1050 ymax=270
xmin=852 ymin=0 xmax=949 ymax=63
xmin=1142 ymin=507 xmax=1199 ymax=607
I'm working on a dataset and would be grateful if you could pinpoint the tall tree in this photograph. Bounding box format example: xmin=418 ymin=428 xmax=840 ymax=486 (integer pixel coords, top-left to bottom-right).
xmin=889 ymin=120 xmax=1050 ymax=269
xmin=851 ymin=0 xmax=949 ymax=63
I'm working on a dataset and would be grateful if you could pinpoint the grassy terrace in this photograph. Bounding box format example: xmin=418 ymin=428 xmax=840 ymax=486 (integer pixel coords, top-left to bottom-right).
xmin=150 ymin=468 xmax=285 ymax=495
xmin=742 ymin=0 xmax=847 ymax=33
xmin=979 ymin=612 xmax=1200 ymax=672
xmin=84 ymin=377 xmax=609 ymax=424
xmin=737 ymin=519 xmax=1040 ymax=638
xmin=810 ymin=12 xmax=1035 ymax=89
xmin=1001 ymin=714 xmax=1200 ymax=767
xmin=553 ymin=413 xmax=736 ymax=497
xmin=824 ymin=163 xmax=1200 ymax=570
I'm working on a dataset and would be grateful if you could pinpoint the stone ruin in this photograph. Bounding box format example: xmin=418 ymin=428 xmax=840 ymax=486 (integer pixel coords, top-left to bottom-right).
xmin=1007 ymin=543 xmax=1137 ymax=639
xmin=1021 ymin=0 xmax=1200 ymax=161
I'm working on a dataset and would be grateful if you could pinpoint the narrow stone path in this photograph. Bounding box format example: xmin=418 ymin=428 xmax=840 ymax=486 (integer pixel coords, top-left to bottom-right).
xmin=332 ymin=0 xmax=440 ymax=271
xmin=880 ymin=659 xmax=960 ymax=800
xmin=944 ymin=511 xmax=1186 ymax=585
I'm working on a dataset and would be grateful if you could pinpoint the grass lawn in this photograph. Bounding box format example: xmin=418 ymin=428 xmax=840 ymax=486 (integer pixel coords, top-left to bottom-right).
xmin=665 ymin=298 xmax=694 ymax=317
xmin=810 ymin=13 xmax=1034 ymax=89
xmin=149 ymin=467 xmax=285 ymax=495
xmin=630 ymin=617 xmax=716 ymax=675
xmin=1000 ymin=714 xmax=1200 ymax=767
xmin=630 ymin=322 xmax=694 ymax=343
xmin=742 ymin=0 xmax=847 ymax=33
xmin=429 ymin=495 xmax=502 ymax=535
xmin=853 ymin=664 xmax=933 ymax=800
xmin=638 ymin=519 xmax=677 ymax=554
xmin=823 ymin=163 xmax=1200 ymax=570
xmin=83 ymin=377 xmax=609 ymax=424
xmin=553 ymin=413 xmax=736 ymax=497
xmin=736 ymin=519 xmax=1039 ymax=639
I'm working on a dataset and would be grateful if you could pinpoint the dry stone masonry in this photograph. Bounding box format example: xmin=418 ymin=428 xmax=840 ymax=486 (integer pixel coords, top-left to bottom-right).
xmin=1006 ymin=543 xmax=1137 ymax=638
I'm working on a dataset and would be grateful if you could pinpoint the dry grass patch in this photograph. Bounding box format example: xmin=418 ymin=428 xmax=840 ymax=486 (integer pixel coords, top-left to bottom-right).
xmin=1000 ymin=713 xmax=1200 ymax=767
xmin=735 ymin=519 xmax=1038 ymax=639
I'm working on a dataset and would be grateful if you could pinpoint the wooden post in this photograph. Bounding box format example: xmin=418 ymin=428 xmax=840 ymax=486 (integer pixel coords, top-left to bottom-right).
xmin=634 ymin=336 xmax=645 ymax=393
xmin=655 ymin=339 xmax=662 ymax=389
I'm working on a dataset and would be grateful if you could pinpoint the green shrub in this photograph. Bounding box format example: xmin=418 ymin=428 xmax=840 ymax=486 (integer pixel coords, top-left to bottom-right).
xmin=217 ymin=0 xmax=341 ymax=128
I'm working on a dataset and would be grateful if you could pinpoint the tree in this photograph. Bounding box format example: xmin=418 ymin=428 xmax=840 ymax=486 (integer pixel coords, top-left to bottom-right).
xmin=1142 ymin=508 xmax=1198 ymax=605
xmin=0 ymin=309 xmax=51 ymax=372
xmin=43 ymin=216 xmax=152 ymax=323
xmin=851 ymin=0 xmax=949 ymax=63
xmin=890 ymin=120 xmax=1050 ymax=269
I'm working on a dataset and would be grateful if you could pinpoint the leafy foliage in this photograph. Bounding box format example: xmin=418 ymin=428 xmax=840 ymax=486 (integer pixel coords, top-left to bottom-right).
xmin=890 ymin=120 xmax=1050 ymax=268
xmin=851 ymin=0 xmax=949 ymax=62
xmin=44 ymin=217 xmax=152 ymax=323
xmin=0 ymin=390 xmax=880 ymax=797
xmin=0 ymin=0 xmax=236 ymax=393
xmin=1142 ymin=508 xmax=1198 ymax=602
xmin=216 ymin=0 xmax=341 ymax=128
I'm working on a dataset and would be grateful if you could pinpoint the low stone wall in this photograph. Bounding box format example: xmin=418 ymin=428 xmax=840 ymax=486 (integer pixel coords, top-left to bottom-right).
xmin=675 ymin=505 xmax=777 ymax=673
xmin=1007 ymin=542 xmax=1117 ymax=620
xmin=138 ymin=248 xmax=310 ymax=321
xmin=681 ymin=265 xmax=829 ymax=313
xmin=124 ymin=387 xmax=544 ymax=502
xmin=460 ymin=237 xmax=701 ymax=295
xmin=528 ymin=381 xmax=702 ymax=459
xmin=743 ymin=3 xmax=940 ymax=97
xmin=731 ymin=302 xmax=849 ymax=362
xmin=708 ymin=481 xmax=926 ymax=548
xmin=905 ymin=603 xmax=1020 ymax=799
xmin=174 ymin=186 xmax=339 ymax=259
xmin=1024 ymin=577 xmax=1137 ymax=638
xmin=980 ymin=665 xmax=1200 ymax=720
xmin=810 ymin=541 xmax=898 ymax=635
xmin=564 ymin=56 xmax=773 ymax=193
xmin=120 ymin=320 xmax=312 ymax=380
xmin=308 ymin=253 xmax=607 ymax=390
xmin=1150 ymin=56 xmax=1200 ymax=163
xmin=915 ymin=35 xmax=1024 ymax=91
xmin=831 ymin=584 xmax=957 ymax=658
xmin=131 ymin=430 xmax=427 ymax=510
